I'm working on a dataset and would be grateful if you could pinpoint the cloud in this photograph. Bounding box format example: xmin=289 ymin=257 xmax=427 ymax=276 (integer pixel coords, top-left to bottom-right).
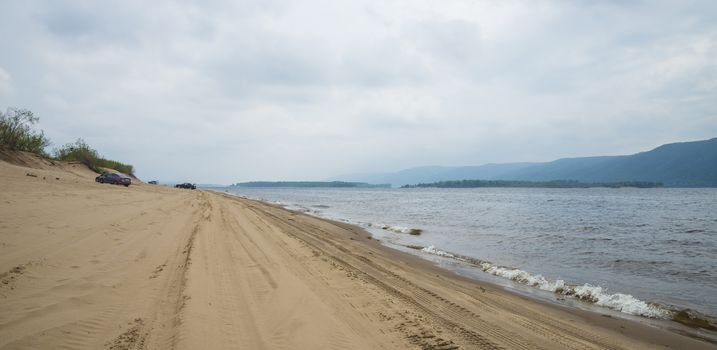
xmin=0 ymin=0 xmax=715 ymax=183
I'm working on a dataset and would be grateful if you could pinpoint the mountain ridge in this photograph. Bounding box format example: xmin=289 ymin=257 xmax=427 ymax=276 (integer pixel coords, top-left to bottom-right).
xmin=329 ymin=138 xmax=717 ymax=187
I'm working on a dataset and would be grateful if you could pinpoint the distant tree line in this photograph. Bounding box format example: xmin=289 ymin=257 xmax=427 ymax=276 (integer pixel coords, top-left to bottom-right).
xmin=0 ymin=107 xmax=135 ymax=176
xmin=233 ymin=181 xmax=391 ymax=188
xmin=401 ymin=179 xmax=664 ymax=188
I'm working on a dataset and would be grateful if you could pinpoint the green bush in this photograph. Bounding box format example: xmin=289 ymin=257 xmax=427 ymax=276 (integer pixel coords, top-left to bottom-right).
xmin=0 ymin=108 xmax=51 ymax=155
xmin=54 ymin=139 xmax=134 ymax=176
xmin=0 ymin=107 xmax=134 ymax=176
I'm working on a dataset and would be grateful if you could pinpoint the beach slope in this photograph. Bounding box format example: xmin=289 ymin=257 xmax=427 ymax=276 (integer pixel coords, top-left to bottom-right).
xmin=0 ymin=159 xmax=714 ymax=349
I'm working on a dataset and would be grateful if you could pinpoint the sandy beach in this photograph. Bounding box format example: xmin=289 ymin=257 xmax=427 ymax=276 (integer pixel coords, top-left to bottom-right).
xmin=0 ymin=155 xmax=714 ymax=350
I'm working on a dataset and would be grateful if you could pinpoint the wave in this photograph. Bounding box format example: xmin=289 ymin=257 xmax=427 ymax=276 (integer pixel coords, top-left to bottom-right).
xmin=420 ymin=245 xmax=683 ymax=321
xmin=367 ymin=223 xmax=423 ymax=235
xmin=367 ymin=223 xmax=410 ymax=233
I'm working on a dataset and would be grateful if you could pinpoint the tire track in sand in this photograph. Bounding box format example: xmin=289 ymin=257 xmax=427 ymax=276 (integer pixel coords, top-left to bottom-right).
xmin=139 ymin=193 xmax=207 ymax=350
xmin=244 ymin=204 xmax=510 ymax=350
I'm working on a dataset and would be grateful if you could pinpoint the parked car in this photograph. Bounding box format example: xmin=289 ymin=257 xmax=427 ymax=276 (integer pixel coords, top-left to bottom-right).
xmin=95 ymin=173 xmax=131 ymax=187
xmin=148 ymin=180 xmax=158 ymax=185
xmin=175 ymin=183 xmax=196 ymax=190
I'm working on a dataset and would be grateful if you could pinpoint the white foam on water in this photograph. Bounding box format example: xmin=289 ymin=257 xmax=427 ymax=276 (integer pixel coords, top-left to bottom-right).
xmin=385 ymin=225 xmax=410 ymax=233
xmin=570 ymin=285 xmax=668 ymax=318
xmin=417 ymin=245 xmax=671 ymax=319
xmin=421 ymin=245 xmax=457 ymax=258
xmin=367 ymin=223 xmax=414 ymax=234
xmin=483 ymin=265 xmax=566 ymax=292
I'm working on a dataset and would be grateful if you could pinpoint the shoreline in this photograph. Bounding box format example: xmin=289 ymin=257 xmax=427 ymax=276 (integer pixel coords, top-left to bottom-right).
xmin=1 ymin=160 xmax=716 ymax=349
xmin=224 ymin=191 xmax=717 ymax=345
xmin=218 ymin=188 xmax=717 ymax=337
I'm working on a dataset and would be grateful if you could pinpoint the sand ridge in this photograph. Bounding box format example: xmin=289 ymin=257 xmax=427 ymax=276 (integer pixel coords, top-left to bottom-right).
xmin=1 ymin=158 xmax=715 ymax=349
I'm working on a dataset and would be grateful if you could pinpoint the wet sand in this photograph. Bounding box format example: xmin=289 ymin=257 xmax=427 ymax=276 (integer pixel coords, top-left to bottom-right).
xmin=1 ymin=156 xmax=715 ymax=349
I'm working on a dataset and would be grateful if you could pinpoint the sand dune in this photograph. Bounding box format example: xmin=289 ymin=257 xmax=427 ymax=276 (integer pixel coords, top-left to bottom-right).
xmin=0 ymin=158 xmax=714 ymax=349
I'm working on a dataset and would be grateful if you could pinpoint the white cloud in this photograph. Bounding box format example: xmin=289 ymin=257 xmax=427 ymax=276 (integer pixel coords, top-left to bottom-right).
xmin=0 ymin=0 xmax=715 ymax=183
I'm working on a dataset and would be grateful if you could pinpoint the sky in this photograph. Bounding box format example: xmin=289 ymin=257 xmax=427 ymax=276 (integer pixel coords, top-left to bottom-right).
xmin=1 ymin=1 xmax=716 ymax=184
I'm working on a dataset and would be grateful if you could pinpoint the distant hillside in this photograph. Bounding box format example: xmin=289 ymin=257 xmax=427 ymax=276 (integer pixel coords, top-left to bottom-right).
xmin=402 ymin=180 xmax=664 ymax=189
xmin=327 ymin=163 xmax=537 ymax=187
xmin=330 ymin=138 xmax=717 ymax=187
xmin=501 ymin=138 xmax=717 ymax=187
xmin=232 ymin=181 xmax=390 ymax=188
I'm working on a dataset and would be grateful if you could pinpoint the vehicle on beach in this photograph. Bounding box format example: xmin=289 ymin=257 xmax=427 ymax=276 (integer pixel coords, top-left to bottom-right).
xmin=175 ymin=183 xmax=196 ymax=190
xmin=95 ymin=173 xmax=131 ymax=187
xmin=148 ymin=180 xmax=158 ymax=185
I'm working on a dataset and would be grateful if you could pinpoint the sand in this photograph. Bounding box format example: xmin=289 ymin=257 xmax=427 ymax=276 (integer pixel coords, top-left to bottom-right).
xmin=1 ymin=154 xmax=715 ymax=349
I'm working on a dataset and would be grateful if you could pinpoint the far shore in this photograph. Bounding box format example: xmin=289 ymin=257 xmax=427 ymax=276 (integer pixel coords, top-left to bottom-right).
xmin=1 ymin=157 xmax=715 ymax=349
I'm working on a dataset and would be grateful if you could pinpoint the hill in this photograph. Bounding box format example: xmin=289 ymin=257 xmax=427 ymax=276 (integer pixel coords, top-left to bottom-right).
xmin=501 ymin=138 xmax=717 ymax=187
xmin=330 ymin=138 xmax=717 ymax=187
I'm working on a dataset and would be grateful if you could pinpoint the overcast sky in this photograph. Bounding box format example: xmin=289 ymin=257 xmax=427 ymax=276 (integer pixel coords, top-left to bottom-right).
xmin=1 ymin=1 xmax=716 ymax=183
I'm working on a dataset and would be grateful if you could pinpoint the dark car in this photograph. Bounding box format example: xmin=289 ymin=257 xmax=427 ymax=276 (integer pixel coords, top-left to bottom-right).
xmin=95 ymin=173 xmax=131 ymax=187
xmin=148 ymin=180 xmax=158 ymax=185
xmin=175 ymin=183 xmax=196 ymax=190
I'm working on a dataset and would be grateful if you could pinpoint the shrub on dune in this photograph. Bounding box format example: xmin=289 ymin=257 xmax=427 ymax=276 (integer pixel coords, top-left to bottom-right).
xmin=0 ymin=108 xmax=51 ymax=156
xmin=53 ymin=139 xmax=135 ymax=176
